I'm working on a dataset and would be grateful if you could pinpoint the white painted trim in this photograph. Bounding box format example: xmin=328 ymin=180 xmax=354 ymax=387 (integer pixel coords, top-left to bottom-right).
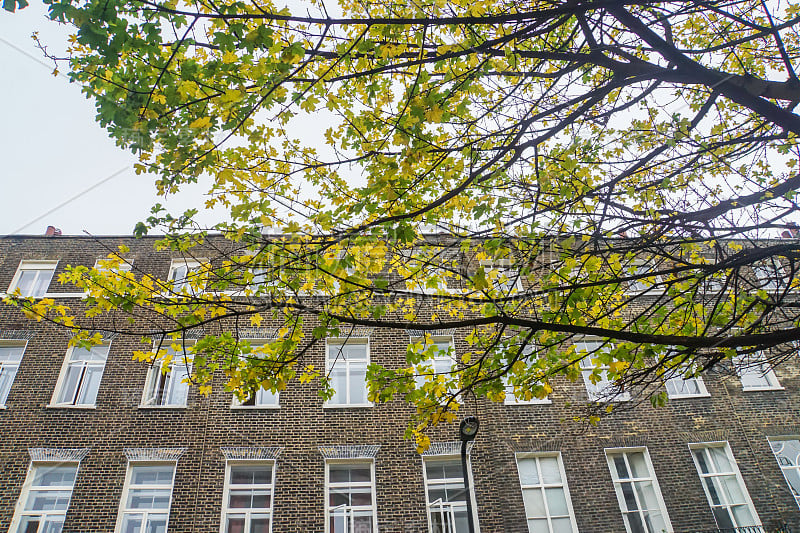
xmin=7 ymin=260 xmax=58 ymax=298
xmin=219 ymin=459 xmax=277 ymax=533
xmin=0 ymin=339 xmax=28 ymax=408
xmin=687 ymin=441 xmax=762 ymax=529
xmin=324 ymin=337 xmax=372 ymax=408
xmin=324 ymin=458 xmax=378 ymax=533
xmin=603 ymin=447 xmax=673 ymax=533
xmin=8 ymin=460 xmax=80 ymax=533
xmin=514 ymin=452 xmax=579 ymax=533
xmin=114 ymin=461 xmax=178 ymax=533
xmin=765 ymin=436 xmax=800 ymax=510
xmin=421 ymin=454 xmax=480 ymax=533
xmin=139 ymin=340 xmax=195 ymax=408
xmin=50 ymin=341 xmax=111 ymax=408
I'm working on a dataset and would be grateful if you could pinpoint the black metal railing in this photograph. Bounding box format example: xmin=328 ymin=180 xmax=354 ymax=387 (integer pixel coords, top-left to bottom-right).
xmin=685 ymin=526 xmax=792 ymax=533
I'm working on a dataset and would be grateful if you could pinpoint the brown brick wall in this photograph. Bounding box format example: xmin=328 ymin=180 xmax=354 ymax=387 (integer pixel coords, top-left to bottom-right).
xmin=0 ymin=236 xmax=798 ymax=533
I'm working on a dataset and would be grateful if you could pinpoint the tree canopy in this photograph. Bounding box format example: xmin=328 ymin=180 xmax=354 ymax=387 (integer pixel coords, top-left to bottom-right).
xmin=5 ymin=0 xmax=800 ymax=442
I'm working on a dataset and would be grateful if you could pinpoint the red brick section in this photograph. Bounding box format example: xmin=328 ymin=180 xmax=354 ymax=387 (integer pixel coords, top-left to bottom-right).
xmin=0 ymin=235 xmax=797 ymax=532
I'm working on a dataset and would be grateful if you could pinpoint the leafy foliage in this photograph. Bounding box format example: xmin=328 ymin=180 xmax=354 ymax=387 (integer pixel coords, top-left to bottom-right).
xmin=7 ymin=0 xmax=800 ymax=444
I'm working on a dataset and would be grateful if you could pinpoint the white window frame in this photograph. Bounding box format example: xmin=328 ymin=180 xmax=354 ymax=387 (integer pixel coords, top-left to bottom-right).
xmin=514 ymin=452 xmax=578 ymax=533
xmin=324 ymin=459 xmax=378 ymax=533
xmin=604 ymin=447 xmax=673 ymax=533
xmin=140 ymin=341 xmax=194 ymax=408
xmin=115 ymin=461 xmax=177 ymax=533
xmin=734 ymin=353 xmax=782 ymax=391
xmin=478 ymin=260 xmax=523 ymax=294
xmin=625 ymin=262 xmax=663 ymax=295
xmin=220 ymin=460 xmax=276 ymax=533
xmin=167 ymin=258 xmax=208 ymax=294
xmin=7 ymin=260 xmax=58 ymax=298
xmin=767 ymin=437 xmax=800 ymax=509
xmin=401 ymin=252 xmax=455 ymax=295
xmin=230 ymin=340 xmax=279 ymax=409
xmin=50 ymin=342 xmax=111 ymax=408
xmin=325 ymin=338 xmax=371 ymax=408
xmin=0 ymin=340 xmax=27 ymax=408
xmin=574 ymin=339 xmax=630 ymax=402
xmin=411 ymin=335 xmax=459 ymax=394
xmin=688 ymin=442 xmax=761 ymax=530
xmin=664 ymin=369 xmax=709 ymax=399
xmin=752 ymin=259 xmax=784 ymax=293
xmin=8 ymin=461 xmax=79 ymax=533
xmin=422 ymin=455 xmax=480 ymax=533
xmin=504 ymin=343 xmax=550 ymax=405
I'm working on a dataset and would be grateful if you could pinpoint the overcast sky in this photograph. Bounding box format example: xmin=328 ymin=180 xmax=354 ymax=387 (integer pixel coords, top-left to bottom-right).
xmin=0 ymin=3 xmax=215 ymax=236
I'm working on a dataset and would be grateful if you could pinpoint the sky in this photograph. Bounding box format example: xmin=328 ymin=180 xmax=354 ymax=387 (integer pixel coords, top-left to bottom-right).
xmin=0 ymin=3 xmax=213 ymax=236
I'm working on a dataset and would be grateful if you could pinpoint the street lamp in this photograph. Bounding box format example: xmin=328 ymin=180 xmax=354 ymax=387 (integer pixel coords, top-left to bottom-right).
xmin=459 ymin=416 xmax=480 ymax=533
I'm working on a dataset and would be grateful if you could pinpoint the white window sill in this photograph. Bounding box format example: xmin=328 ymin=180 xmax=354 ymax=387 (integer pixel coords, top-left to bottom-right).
xmin=46 ymin=404 xmax=97 ymax=409
xmin=138 ymin=404 xmax=189 ymax=409
xmin=231 ymin=405 xmax=280 ymax=410
xmin=323 ymin=403 xmax=374 ymax=409
xmin=505 ymin=399 xmax=552 ymax=406
xmin=667 ymin=393 xmax=711 ymax=400
xmin=741 ymin=386 xmax=784 ymax=392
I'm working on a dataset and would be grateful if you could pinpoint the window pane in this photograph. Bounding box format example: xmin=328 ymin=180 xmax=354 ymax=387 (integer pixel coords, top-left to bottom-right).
xmin=539 ymin=457 xmax=561 ymax=484
xmin=0 ymin=365 xmax=19 ymax=404
xmin=349 ymin=364 xmax=368 ymax=404
xmin=730 ymin=504 xmax=756 ymax=527
xmin=165 ymin=365 xmax=190 ymax=405
xmin=708 ymin=447 xmax=732 ymax=473
xmin=131 ymin=465 xmax=174 ymax=485
xmin=628 ymin=453 xmax=649 ymax=479
xmin=0 ymin=345 xmax=25 ymax=362
xmin=328 ymin=365 xmax=347 ymax=405
xmin=522 ymin=489 xmax=546 ymax=516
xmin=551 ymin=517 xmax=573 ymax=533
xmin=127 ymin=488 xmax=172 ymax=509
xmin=25 ymin=490 xmax=73 ymax=511
xmin=145 ymin=514 xmax=168 ymax=533
xmin=545 ymin=487 xmax=568 ymax=516
xmin=76 ymin=365 xmax=104 ymax=405
xmin=121 ymin=514 xmax=144 ymax=533
xmin=250 ymin=515 xmax=270 ymax=533
xmin=517 ymin=459 xmax=539 ymax=485
xmin=225 ymin=515 xmax=246 ymax=533
xmin=57 ymin=365 xmax=83 ymax=404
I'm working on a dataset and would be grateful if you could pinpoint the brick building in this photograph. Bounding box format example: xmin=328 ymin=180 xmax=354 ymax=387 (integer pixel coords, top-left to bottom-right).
xmin=0 ymin=234 xmax=798 ymax=533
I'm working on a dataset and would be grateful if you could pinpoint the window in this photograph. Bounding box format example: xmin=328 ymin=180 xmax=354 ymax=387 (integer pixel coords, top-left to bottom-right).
xmin=626 ymin=263 xmax=662 ymax=295
xmin=574 ymin=339 xmax=630 ymax=402
xmin=326 ymin=339 xmax=370 ymax=407
xmin=52 ymin=343 xmax=110 ymax=407
xmin=8 ymin=261 xmax=57 ymax=298
xmin=605 ymin=449 xmax=672 ymax=533
xmin=664 ymin=369 xmax=708 ymax=399
xmin=767 ymin=438 xmax=800 ymax=508
xmin=222 ymin=462 xmax=275 ymax=533
xmin=0 ymin=342 xmax=26 ymax=407
xmin=412 ymin=336 xmax=456 ymax=389
xmin=504 ymin=344 xmax=550 ymax=405
xmin=326 ymin=461 xmax=376 ymax=533
xmin=479 ymin=261 xmax=523 ymax=294
xmin=752 ymin=259 xmax=784 ymax=292
xmin=423 ymin=457 xmax=477 ymax=533
xmin=167 ymin=259 xmax=207 ymax=293
xmin=231 ymin=341 xmax=279 ymax=408
xmin=117 ymin=463 xmax=176 ymax=533
xmin=734 ymin=353 xmax=781 ymax=390
xmin=689 ymin=443 xmax=760 ymax=530
xmin=141 ymin=343 xmax=193 ymax=407
xmin=515 ymin=453 xmax=577 ymax=533
xmin=10 ymin=462 xmax=79 ymax=533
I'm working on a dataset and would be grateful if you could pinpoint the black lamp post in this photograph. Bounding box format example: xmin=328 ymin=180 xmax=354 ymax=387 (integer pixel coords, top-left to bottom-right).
xmin=459 ymin=416 xmax=480 ymax=533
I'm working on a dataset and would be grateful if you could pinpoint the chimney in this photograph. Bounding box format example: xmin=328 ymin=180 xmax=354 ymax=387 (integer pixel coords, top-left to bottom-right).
xmin=45 ymin=226 xmax=62 ymax=237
